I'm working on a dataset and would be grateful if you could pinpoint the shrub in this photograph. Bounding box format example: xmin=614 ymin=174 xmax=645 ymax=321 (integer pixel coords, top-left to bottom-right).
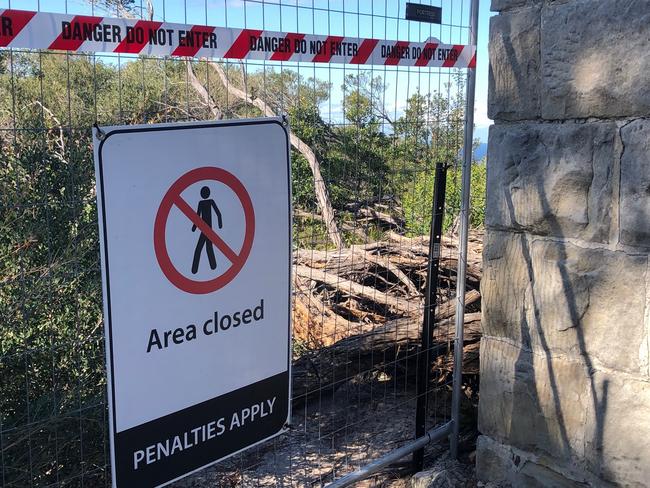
xmin=401 ymin=161 xmax=486 ymax=236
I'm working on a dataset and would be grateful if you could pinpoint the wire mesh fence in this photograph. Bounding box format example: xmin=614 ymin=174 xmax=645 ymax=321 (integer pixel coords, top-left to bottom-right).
xmin=0 ymin=0 xmax=480 ymax=486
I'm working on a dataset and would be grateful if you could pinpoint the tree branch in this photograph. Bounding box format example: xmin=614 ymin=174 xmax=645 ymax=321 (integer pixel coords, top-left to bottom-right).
xmin=208 ymin=61 xmax=343 ymax=248
xmin=185 ymin=61 xmax=222 ymax=119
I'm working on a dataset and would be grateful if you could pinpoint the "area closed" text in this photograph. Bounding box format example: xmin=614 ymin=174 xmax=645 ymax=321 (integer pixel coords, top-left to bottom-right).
xmin=146 ymin=299 xmax=265 ymax=353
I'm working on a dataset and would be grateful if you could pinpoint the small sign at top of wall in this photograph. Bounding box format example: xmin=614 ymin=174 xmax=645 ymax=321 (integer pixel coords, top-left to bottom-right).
xmin=93 ymin=118 xmax=292 ymax=488
xmin=405 ymin=3 xmax=442 ymax=24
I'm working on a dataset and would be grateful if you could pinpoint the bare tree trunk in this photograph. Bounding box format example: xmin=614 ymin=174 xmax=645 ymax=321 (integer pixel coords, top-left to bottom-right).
xmin=295 ymin=265 xmax=418 ymax=314
xmin=208 ymin=61 xmax=343 ymax=248
xmin=145 ymin=0 xmax=154 ymax=20
xmin=185 ymin=61 xmax=222 ymax=119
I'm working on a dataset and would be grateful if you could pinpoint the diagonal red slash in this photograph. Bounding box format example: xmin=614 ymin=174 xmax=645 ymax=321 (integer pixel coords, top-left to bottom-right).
xmin=172 ymin=194 xmax=242 ymax=266
xmin=154 ymin=166 xmax=255 ymax=295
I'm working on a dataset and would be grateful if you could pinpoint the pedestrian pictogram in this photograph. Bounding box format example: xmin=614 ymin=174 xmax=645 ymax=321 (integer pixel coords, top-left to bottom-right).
xmin=153 ymin=166 xmax=255 ymax=295
xmin=94 ymin=118 xmax=291 ymax=488
xmin=191 ymin=186 xmax=223 ymax=274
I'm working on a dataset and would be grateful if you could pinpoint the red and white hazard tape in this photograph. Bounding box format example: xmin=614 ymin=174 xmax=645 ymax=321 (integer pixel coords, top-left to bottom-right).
xmin=0 ymin=9 xmax=476 ymax=68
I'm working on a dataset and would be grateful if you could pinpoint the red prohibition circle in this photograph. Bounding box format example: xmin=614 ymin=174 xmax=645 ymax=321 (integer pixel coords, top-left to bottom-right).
xmin=153 ymin=166 xmax=255 ymax=294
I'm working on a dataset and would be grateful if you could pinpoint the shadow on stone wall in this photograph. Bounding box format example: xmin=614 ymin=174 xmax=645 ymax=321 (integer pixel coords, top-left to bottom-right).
xmin=504 ymin=182 xmax=608 ymax=476
xmin=475 ymin=117 xmax=650 ymax=485
xmin=481 ymin=0 xmax=650 ymax=485
xmin=479 ymin=116 xmax=650 ymax=486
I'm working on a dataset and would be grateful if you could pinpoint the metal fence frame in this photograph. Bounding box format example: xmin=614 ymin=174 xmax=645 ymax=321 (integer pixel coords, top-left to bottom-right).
xmin=0 ymin=0 xmax=479 ymax=486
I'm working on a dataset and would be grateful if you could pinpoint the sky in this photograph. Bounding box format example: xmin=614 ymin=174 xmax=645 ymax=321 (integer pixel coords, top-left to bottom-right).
xmin=473 ymin=0 xmax=491 ymax=142
xmin=1 ymin=0 xmax=493 ymax=141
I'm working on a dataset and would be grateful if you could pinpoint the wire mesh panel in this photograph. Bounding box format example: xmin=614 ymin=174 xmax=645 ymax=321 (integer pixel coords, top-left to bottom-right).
xmin=0 ymin=0 xmax=480 ymax=486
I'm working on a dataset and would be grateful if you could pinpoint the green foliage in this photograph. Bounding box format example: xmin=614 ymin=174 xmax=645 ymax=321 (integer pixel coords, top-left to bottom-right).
xmin=393 ymin=73 xmax=486 ymax=236
xmin=323 ymin=73 xmax=392 ymax=207
xmin=0 ymin=52 xmax=229 ymax=486
xmin=293 ymin=216 xmax=332 ymax=249
xmin=402 ymin=162 xmax=487 ymax=236
xmin=0 ymin=54 xmax=111 ymax=486
xmin=291 ymin=153 xmax=317 ymax=209
xmin=391 ymin=78 xmax=465 ymax=171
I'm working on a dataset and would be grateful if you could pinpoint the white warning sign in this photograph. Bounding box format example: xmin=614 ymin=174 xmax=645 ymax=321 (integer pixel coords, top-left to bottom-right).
xmin=93 ymin=118 xmax=292 ymax=487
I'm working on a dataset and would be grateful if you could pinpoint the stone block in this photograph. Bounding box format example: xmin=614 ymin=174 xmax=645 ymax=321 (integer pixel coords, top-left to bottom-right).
xmin=585 ymin=372 xmax=650 ymax=487
xmin=488 ymin=7 xmax=541 ymax=120
xmin=486 ymin=122 xmax=617 ymax=243
xmin=478 ymin=359 xmax=650 ymax=486
xmin=476 ymin=436 xmax=514 ymax=486
xmin=482 ymin=230 xmax=648 ymax=374
xmin=541 ymin=0 xmax=650 ymax=119
xmin=491 ymin=0 xmax=541 ymax=12
xmin=620 ymin=119 xmax=650 ymax=247
xmin=477 ymin=435 xmax=596 ymax=487
xmin=481 ymin=230 xmax=530 ymax=344
xmin=478 ymin=337 xmax=590 ymax=459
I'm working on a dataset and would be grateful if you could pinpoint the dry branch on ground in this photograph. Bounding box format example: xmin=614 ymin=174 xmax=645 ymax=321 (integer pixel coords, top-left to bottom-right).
xmin=291 ymin=229 xmax=484 ymax=402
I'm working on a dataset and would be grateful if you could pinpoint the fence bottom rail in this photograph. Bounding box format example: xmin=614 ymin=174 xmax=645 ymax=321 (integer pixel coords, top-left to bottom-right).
xmin=325 ymin=421 xmax=454 ymax=488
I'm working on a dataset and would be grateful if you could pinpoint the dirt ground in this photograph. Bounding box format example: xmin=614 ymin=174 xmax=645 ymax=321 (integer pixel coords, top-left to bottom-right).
xmin=174 ymin=372 xmax=478 ymax=488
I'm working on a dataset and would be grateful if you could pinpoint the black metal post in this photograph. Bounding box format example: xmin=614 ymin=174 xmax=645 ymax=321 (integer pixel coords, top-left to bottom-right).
xmin=413 ymin=161 xmax=448 ymax=472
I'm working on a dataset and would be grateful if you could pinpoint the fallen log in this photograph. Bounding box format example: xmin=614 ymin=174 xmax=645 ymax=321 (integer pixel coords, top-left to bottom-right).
xmin=434 ymin=289 xmax=480 ymax=321
xmin=356 ymin=207 xmax=405 ymax=230
xmin=349 ymin=248 xmax=419 ymax=296
xmin=295 ymin=264 xmax=419 ymax=315
xmin=295 ymin=247 xmax=480 ymax=293
xmin=293 ymin=277 xmax=353 ymax=347
xmin=291 ymin=302 xmax=481 ymax=402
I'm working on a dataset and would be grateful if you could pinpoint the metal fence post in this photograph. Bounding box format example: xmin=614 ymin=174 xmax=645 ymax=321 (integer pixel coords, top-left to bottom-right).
xmin=413 ymin=161 xmax=448 ymax=472
xmin=450 ymin=0 xmax=481 ymax=459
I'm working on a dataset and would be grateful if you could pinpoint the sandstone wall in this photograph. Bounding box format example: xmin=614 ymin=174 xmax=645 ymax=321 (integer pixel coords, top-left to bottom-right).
xmin=478 ymin=0 xmax=650 ymax=486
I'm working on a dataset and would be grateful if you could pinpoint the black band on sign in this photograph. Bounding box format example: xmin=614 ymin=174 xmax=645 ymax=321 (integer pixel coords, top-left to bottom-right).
xmin=114 ymin=372 xmax=289 ymax=487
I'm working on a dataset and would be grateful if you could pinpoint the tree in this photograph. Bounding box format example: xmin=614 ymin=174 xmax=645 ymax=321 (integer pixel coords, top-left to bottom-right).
xmin=323 ymin=73 xmax=391 ymax=208
xmin=395 ymin=72 xmax=483 ymax=236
